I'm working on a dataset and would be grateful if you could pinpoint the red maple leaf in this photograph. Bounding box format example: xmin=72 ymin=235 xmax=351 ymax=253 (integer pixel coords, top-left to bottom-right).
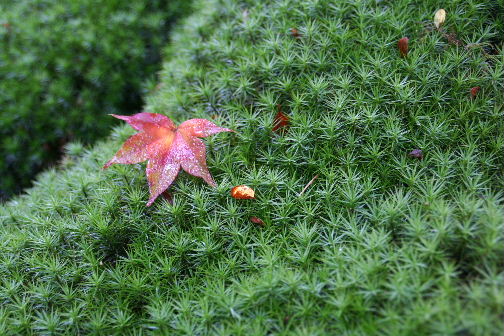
xmin=104 ymin=113 xmax=233 ymax=206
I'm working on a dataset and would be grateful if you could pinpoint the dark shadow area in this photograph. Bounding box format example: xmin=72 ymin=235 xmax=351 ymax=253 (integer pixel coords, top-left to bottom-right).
xmin=0 ymin=0 xmax=194 ymax=200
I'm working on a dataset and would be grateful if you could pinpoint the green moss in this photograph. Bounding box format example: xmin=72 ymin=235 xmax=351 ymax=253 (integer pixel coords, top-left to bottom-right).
xmin=1 ymin=0 xmax=503 ymax=334
xmin=0 ymin=0 xmax=192 ymax=198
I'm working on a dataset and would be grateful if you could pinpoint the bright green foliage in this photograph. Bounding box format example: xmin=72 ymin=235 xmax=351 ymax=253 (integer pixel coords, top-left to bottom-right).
xmin=1 ymin=0 xmax=503 ymax=334
xmin=0 ymin=0 xmax=192 ymax=198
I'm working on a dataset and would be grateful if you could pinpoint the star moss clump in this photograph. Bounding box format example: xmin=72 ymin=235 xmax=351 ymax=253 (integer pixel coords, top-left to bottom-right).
xmin=1 ymin=0 xmax=503 ymax=334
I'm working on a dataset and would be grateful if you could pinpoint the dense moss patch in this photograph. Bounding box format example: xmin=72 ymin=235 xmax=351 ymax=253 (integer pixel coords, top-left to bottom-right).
xmin=1 ymin=0 xmax=503 ymax=334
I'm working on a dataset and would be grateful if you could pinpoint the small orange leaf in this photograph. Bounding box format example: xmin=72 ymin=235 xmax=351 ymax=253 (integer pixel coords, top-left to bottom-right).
xmin=250 ymin=216 xmax=264 ymax=226
xmin=273 ymin=104 xmax=289 ymax=133
xmin=231 ymin=185 xmax=255 ymax=199
xmin=434 ymin=9 xmax=446 ymax=29
xmin=470 ymin=86 xmax=480 ymax=99
xmin=398 ymin=37 xmax=409 ymax=57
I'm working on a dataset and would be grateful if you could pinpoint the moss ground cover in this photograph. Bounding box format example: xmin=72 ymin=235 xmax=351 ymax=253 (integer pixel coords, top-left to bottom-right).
xmin=0 ymin=0 xmax=192 ymax=198
xmin=1 ymin=0 xmax=503 ymax=334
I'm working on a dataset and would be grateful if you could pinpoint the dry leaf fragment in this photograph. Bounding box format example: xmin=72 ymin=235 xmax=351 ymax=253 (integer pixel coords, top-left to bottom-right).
xmin=104 ymin=113 xmax=233 ymax=206
xmin=250 ymin=216 xmax=264 ymax=226
xmin=470 ymin=86 xmax=480 ymax=99
xmin=408 ymin=149 xmax=423 ymax=160
xmin=231 ymin=185 xmax=255 ymax=199
xmin=434 ymin=9 xmax=446 ymax=29
xmin=272 ymin=104 xmax=289 ymax=133
xmin=398 ymin=37 xmax=409 ymax=57
xmin=444 ymin=32 xmax=463 ymax=46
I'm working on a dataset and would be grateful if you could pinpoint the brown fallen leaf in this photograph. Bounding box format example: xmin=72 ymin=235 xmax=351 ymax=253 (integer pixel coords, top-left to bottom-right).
xmin=231 ymin=185 xmax=255 ymax=199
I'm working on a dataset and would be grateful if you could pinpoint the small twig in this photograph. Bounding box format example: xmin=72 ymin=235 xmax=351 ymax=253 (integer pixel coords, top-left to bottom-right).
xmin=298 ymin=174 xmax=319 ymax=197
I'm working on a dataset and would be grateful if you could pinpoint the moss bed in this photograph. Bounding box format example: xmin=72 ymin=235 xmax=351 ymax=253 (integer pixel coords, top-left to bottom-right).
xmin=1 ymin=0 xmax=503 ymax=334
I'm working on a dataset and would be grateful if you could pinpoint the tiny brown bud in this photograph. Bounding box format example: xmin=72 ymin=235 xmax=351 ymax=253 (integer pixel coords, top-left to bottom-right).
xmin=250 ymin=216 xmax=264 ymax=226
xmin=408 ymin=149 xmax=423 ymax=160
xmin=290 ymin=28 xmax=301 ymax=38
xmin=272 ymin=104 xmax=289 ymax=133
xmin=470 ymin=86 xmax=480 ymax=99
xmin=398 ymin=37 xmax=409 ymax=57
